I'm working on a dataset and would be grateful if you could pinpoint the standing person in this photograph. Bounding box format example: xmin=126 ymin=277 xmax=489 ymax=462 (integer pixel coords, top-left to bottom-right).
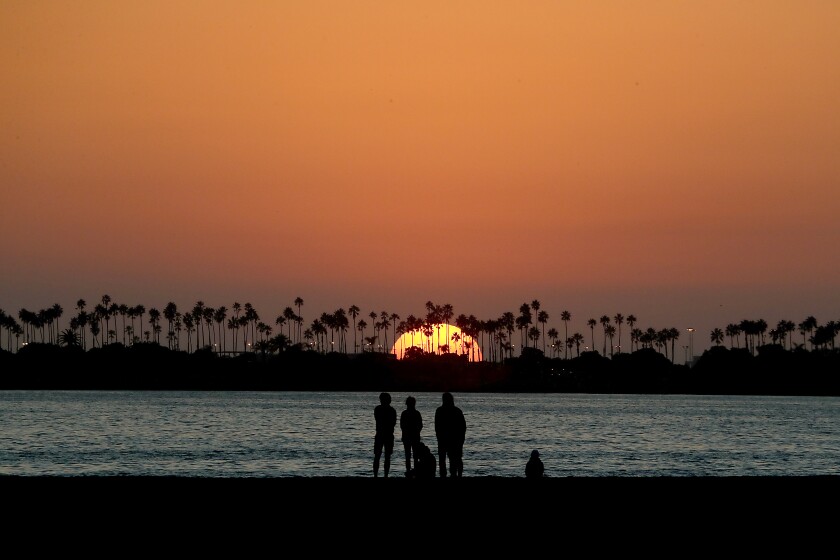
xmin=400 ymin=395 xmax=423 ymax=475
xmin=373 ymin=392 xmax=397 ymax=478
xmin=434 ymin=391 xmax=466 ymax=478
xmin=525 ymin=449 xmax=544 ymax=478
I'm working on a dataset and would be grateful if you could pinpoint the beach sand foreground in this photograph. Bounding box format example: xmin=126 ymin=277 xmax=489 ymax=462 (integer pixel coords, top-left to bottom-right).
xmin=2 ymin=475 xmax=836 ymax=549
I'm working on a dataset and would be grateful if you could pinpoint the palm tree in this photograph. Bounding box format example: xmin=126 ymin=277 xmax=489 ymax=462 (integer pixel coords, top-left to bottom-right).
xmin=50 ymin=303 xmax=63 ymax=344
xmin=547 ymin=328 xmax=559 ymax=358
xmin=599 ymin=315 xmax=611 ymax=355
xmin=214 ymin=306 xmax=227 ymax=352
xmin=756 ymin=319 xmax=768 ymax=347
xmin=311 ymin=318 xmax=326 ymax=352
xmin=184 ymin=313 xmax=195 ymax=352
xmin=605 ymin=325 xmax=616 ymax=357
xmin=644 ymin=327 xmax=657 ymax=350
xmin=334 ymin=308 xmax=348 ymax=352
xmin=390 ymin=312 xmax=400 ymax=356
xmin=560 ymin=310 xmax=571 ymax=359
xmin=369 ymin=311 xmax=377 ymax=350
xmin=174 ymin=312 xmax=183 ymax=350
xmin=294 ymin=297 xmax=304 ymax=342
xmin=630 ymin=328 xmax=642 ymax=352
xmin=572 ymin=332 xmax=585 ymax=356
xmin=100 ymin=295 xmax=112 ymax=342
xmin=275 ymin=313 xmax=286 ymax=340
xmin=283 ymin=306 xmax=296 ymax=340
xmin=244 ymin=303 xmax=259 ymax=351
xmin=379 ymin=311 xmax=391 ymax=353
xmin=587 ymin=318 xmax=597 ymax=352
xmin=125 ymin=306 xmax=137 ymax=346
xmin=148 ymin=308 xmax=161 ymax=344
xmin=442 ymin=304 xmax=454 ymax=350
xmin=626 ymin=314 xmax=637 ymax=352
xmin=108 ymin=302 xmax=120 ymax=344
xmin=421 ymin=320 xmax=435 ymax=354
xmin=775 ymin=319 xmax=795 ymax=350
xmin=530 ymin=300 xmax=541 ymax=347
xmin=655 ymin=328 xmax=668 ymax=356
xmin=425 ymin=303 xmax=443 ymax=354
xmin=518 ymin=303 xmax=532 ymax=352
xmin=725 ymin=323 xmax=741 ymax=349
xmin=19 ymin=308 xmax=34 ymax=343
xmin=117 ymin=304 xmax=128 ymax=344
xmin=192 ymin=301 xmax=205 ymax=347
xmin=357 ymin=319 xmax=368 ymax=352
xmin=740 ymin=319 xmax=757 ymax=354
xmin=134 ymin=304 xmax=145 ymax=344
xmin=348 ymin=305 xmax=360 ymax=353
xmin=163 ymin=302 xmax=178 ymax=349
xmin=799 ymin=316 xmax=817 ymax=350
xmin=498 ymin=312 xmax=515 ymax=359
xmin=90 ymin=319 xmax=101 ymax=348
xmin=203 ymin=306 xmax=215 ymax=349
xmin=669 ymin=327 xmax=681 ymax=363
xmin=537 ymin=310 xmax=549 ymax=353
xmin=613 ymin=313 xmax=624 ymax=354
xmin=59 ymin=328 xmax=80 ymax=347
xmin=270 ymin=333 xmax=289 ymax=354
xmin=528 ymin=326 xmax=541 ymax=349
xmin=76 ymin=299 xmax=87 ymax=349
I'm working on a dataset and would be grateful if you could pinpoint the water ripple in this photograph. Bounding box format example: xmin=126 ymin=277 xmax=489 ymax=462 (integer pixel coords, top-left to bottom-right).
xmin=1 ymin=390 xmax=839 ymax=477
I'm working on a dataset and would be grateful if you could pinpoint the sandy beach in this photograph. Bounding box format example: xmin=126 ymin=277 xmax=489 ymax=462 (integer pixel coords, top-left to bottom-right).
xmin=3 ymin=475 xmax=836 ymax=550
xmin=5 ymin=474 xmax=838 ymax=512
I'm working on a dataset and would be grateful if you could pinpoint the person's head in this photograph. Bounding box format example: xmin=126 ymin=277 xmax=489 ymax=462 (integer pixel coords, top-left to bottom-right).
xmin=379 ymin=392 xmax=391 ymax=405
xmin=442 ymin=392 xmax=454 ymax=406
xmin=531 ymin=450 xmax=540 ymax=459
xmin=405 ymin=396 xmax=416 ymax=408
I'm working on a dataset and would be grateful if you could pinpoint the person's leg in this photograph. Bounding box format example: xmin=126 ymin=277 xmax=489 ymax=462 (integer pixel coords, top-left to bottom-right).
xmin=452 ymin=444 xmax=463 ymax=477
xmin=384 ymin=438 xmax=393 ymax=477
xmin=438 ymin=443 xmax=447 ymax=478
xmin=373 ymin=439 xmax=382 ymax=477
xmin=404 ymin=442 xmax=412 ymax=472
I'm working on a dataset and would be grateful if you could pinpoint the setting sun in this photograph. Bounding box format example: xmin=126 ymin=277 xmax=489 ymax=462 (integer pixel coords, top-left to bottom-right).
xmin=392 ymin=323 xmax=482 ymax=362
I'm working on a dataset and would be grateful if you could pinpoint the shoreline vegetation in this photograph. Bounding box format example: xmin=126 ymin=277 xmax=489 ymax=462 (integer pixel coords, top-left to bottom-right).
xmin=1 ymin=297 xmax=838 ymax=394
xmin=2 ymin=341 xmax=838 ymax=395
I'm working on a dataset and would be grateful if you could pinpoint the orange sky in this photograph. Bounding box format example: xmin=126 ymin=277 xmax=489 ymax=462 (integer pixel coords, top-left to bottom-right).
xmin=2 ymin=1 xmax=839 ymax=356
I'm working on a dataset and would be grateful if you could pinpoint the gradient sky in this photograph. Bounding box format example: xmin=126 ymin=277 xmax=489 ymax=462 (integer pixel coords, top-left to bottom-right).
xmin=2 ymin=1 xmax=839 ymax=356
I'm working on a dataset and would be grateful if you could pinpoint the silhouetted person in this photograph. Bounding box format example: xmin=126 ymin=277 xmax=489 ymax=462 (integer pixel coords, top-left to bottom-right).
xmin=373 ymin=392 xmax=397 ymax=478
xmin=434 ymin=391 xmax=466 ymax=478
xmin=525 ymin=449 xmax=544 ymax=478
xmin=412 ymin=442 xmax=436 ymax=478
xmin=400 ymin=395 xmax=423 ymax=474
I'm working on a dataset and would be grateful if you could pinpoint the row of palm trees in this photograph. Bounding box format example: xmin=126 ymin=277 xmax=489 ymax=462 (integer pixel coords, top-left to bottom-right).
xmin=1 ymin=295 xmax=837 ymax=363
xmin=709 ymin=317 xmax=838 ymax=352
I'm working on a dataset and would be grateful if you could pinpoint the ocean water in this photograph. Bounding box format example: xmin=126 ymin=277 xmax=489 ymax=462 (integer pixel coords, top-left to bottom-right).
xmin=1 ymin=390 xmax=838 ymax=478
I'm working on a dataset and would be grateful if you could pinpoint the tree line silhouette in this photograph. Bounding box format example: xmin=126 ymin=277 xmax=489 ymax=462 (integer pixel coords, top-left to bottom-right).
xmin=1 ymin=295 xmax=838 ymax=395
xmin=2 ymin=295 xmax=837 ymax=359
xmin=0 ymin=294 xmax=840 ymax=362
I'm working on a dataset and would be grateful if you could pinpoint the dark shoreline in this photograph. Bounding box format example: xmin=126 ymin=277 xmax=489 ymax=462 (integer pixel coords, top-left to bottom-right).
xmin=6 ymin=474 xmax=839 ymax=499
xmin=6 ymin=475 xmax=837 ymax=542
xmin=4 ymin=343 xmax=840 ymax=395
